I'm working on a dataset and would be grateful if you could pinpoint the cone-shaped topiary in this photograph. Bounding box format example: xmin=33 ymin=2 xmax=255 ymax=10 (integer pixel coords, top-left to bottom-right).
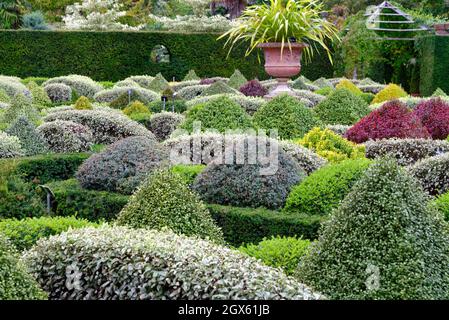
xmin=180 ymin=96 xmax=253 ymax=133
xmin=228 ymin=69 xmax=247 ymax=89
xmin=239 ymin=80 xmax=268 ymax=97
xmin=335 ymin=79 xmax=363 ymax=95
xmin=253 ymin=95 xmax=322 ymax=140
xmin=109 ymin=90 xmax=145 ymax=109
xmin=298 ymin=159 xmax=449 ymax=300
xmin=314 ymin=89 xmax=370 ymax=125
xmin=432 ymin=88 xmax=447 ymax=97
xmin=27 ymin=81 xmax=51 ymax=109
xmin=123 ymin=100 xmax=150 ymax=116
xmin=183 ymin=70 xmax=200 ymax=81
xmin=0 ymin=233 xmax=47 ymax=300
xmin=148 ymin=73 xmax=170 ymax=93
xmin=371 ymin=83 xmax=408 ymax=104
xmin=1 ymin=93 xmax=40 ymax=125
xmin=345 ymin=100 xmax=430 ymax=143
xmin=74 ymin=96 xmax=93 ymax=110
xmin=116 ymin=169 xmax=224 ymax=244
xmin=413 ymin=98 xmax=449 ymax=140
xmin=201 ymin=81 xmax=238 ymax=96
xmin=5 ymin=116 xmax=48 ymax=156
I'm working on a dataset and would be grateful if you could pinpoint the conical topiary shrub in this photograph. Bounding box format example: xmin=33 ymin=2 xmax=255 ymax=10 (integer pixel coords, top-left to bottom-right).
xmin=116 ymin=169 xmax=224 ymax=244
xmin=432 ymin=88 xmax=447 ymax=97
xmin=74 ymin=96 xmax=93 ymax=110
xmin=201 ymin=81 xmax=237 ymax=96
xmin=298 ymin=159 xmax=449 ymax=300
xmin=5 ymin=116 xmax=48 ymax=156
xmin=228 ymin=69 xmax=247 ymax=89
xmin=183 ymin=70 xmax=200 ymax=81
xmin=148 ymin=73 xmax=170 ymax=93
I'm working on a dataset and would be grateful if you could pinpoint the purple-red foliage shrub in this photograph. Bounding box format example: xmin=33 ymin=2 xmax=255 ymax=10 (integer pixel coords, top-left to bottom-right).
xmin=413 ymin=98 xmax=449 ymax=140
xmin=239 ymin=80 xmax=268 ymax=97
xmin=345 ymin=100 xmax=430 ymax=143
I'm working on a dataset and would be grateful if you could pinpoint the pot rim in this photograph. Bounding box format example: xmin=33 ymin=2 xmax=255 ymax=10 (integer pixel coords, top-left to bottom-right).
xmin=257 ymin=42 xmax=309 ymax=49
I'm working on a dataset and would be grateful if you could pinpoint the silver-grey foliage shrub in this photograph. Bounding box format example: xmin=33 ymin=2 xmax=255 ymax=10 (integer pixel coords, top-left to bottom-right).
xmin=409 ymin=153 xmax=449 ymax=196
xmin=43 ymin=75 xmax=102 ymax=98
xmin=44 ymin=83 xmax=72 ymax=103
xmin=23 ymin=226 xmax=322 ymax=300
xmin=148 ymin=112 xmax=184 ymax=141
xmin=0 ymin=131 xmax=24 ymax=158
xmin=5 ymin=117 xmax=48 ymax=156
xmin=94 ymin=86 xmax=159 ymax=104
xmin=176 ymin=84 xmax=210 ymax=100
xmin=281 ymin=141 xmax=328 ymax=174
xmin=37 ymin=120 xmax=93 ymax=153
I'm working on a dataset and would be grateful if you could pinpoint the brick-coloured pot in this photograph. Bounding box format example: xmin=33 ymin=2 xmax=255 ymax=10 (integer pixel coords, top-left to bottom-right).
xmin=258 ymin=42 xmax=308 ymax=99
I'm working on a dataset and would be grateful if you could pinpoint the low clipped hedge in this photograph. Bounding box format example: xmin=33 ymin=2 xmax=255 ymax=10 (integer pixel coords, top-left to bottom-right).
xmin=45 ymin=179 xmax=129 ymax=221
xmin=208 ymin=204 xmax=326 ymax=247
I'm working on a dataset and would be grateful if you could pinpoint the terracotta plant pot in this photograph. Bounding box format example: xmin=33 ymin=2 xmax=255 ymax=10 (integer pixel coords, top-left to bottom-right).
xmin=258 ymin=42 xmax=308 ymax=99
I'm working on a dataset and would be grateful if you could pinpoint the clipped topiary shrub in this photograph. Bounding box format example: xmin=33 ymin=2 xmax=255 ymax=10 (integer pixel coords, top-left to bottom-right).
xmin=432 ymin=88 xmax=447 ymax=97
xmin=371 ymin=83 xmax=408 ymax=104
xmin=5 ymin=116 xmax=48 ymax=156
xmin=413 ymin=98 xmax=449 ymax=140
xmin=117 ymin=169 xmax=224 ymax=243
xmin=76 ymin=136 xmax=167 ymax=194
xmin=43 ymin=108 xmax=155 ymax=144
xmin=180 ymin=96 xmax=253 ymax=133
xmin=124 ymin=75 xmax=154 ymax=88
xmin=325 ymin=124 xmax=351 ymax=136
xmin=0 ymin=216 xmax=97 ymax=251
xmin=1 ymin=93 xmax=40 ymax=125
xmin=291 ymin=76 xmax=319 ymax=91
xmin=192 ymin=136 xmax=306 ymax=209
xmin=44 ymin=83 xmax=72 ymax=103
xmin=23 ymin=226 xmax=322 ymax=300
xmin=228 ymin=69 xmax=247 ymax=89
xmin=148 ymin=112 xmax=184 ymax=141
xmin=183 ymin=70 xmax=200 ymax=81
xmin=238 ymin=236 xmax=312 ymax=276
xmin=284 ymin=159 xmax=371 ymax=216
xmin=43 ymin=75 xmax=102 ymax=98
xmin=314 ymin=89 xmax=370 ymax=125
xmin=335 ymin=79 xmax=363 ymax=95
xmin=0 ymin=234 xmax=47 ymax=300
xmin=27 ymin=81 xmax=51 ymax=108
xmin=293 ymin=90 xmax=325 ymax=107
xmin=239 ymin=79 xmax=267 ymax=97
xmin=313 ymin=77 xmax=333 ymax=89
xmin=298 ymin=159 xmax=449 ymax=300
xmin=73 ymin=96 xmax=93 ymax=110
xmin=148 ymin=72 xmax=170 ymax=93
xmin=280 ymin=141 xmax=328 ymax=175
xmin=409 ymin=153 xmax=449 ymax=196
xmin=123 ymin=100 xmax=150 ymax=116
xmin=365 ymin=138 xmax=449 ymax=166
xmin=186 ymin=93 xmax=265 ymax=115
xmin=253 ymin=95 xmax=322 ymax=140
xmin=314 ymin=87 xmax=334 ymax=96
xmin=0 ymin=131 xmax=24 ymax=158
xmin=345 ymin=100 xmax=430 ymax=143
xmin=176 ymin=84 xmax=209 ymax=100
xmin=298 ymin=127 xmax=365 ymax=163
xmin=94 ymin=86 xmax=159 ymax=104
xmin=201 ymin=81 xmax=238 ymax=96
xmin=170 ymin=164 xmax=205 ymax=185
xmin=148 ymin=99 xmax=187 ymax=113
xmin=0 ymin=76 xmax=29 ymax=98
xmin=37 ymin=120 xmax=93 ymax=153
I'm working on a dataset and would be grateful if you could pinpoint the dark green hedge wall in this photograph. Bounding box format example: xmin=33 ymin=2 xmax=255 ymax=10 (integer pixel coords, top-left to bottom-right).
xmin=0 ymin=30 xmax=334 ymax=82
xmin=418 ymin=35 xmax=449 ymax=96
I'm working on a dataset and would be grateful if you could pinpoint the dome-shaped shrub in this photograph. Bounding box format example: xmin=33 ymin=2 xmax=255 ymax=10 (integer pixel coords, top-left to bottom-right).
xmin=371 ymin=83 xmax=408 ymax=104
xmin=409 ymin=153 xmax=449 ymax=196
xmin=43 ymin=75 xmax=102 ymax=98
xmin=0 ymin=77 xmax=28 ymax=98
xmin=293 ymin=89 xmax=325 ymax=106
xmin=76 ymin=136 xmax=167 ymax=194
xmin=117 ymin=169 xmax=223 ymax=243
xmin=280 ymin=141 xmax=328 ymax=174
xmin=284 ymin=159 xmax=371 ymax=216
xmin=43 ymin=108 xmax=155 ymax=144
xmin=228 ymin=69 xmax=247 ymax=89
xmin=1 ymin=93 xmax=40 ymax=125
xmin=176 ymin=84 xmax=209 ymax=100
xmin=291 ymin=76 xmax=319 ymax=91
xmin=44 ymin=83 xmax=72 ymax=103
xmin=298 ymin=127 xmax=365 ymax=163
xmin=23 ymin=226 xmax=322 ymax=300
xmin=0 ymin=88 xmax=11 ymax=103
xmin=27 ymin=81 xmax=51 ymax=108
xmin=314 ymin=89 xmax=370 ymax=125
xmin=298 ymin=159 xmax=449 ymax=300
xmin=186 ymin=94 xmax=265 ymax=115
xmin=37 ymin=120 xmax=93 ymax=153
xmin=180 ymin=96 xmax=253 ymax=133
xmin=183 ymin=70 xmax=200 ymax=81
xmin=253 ymin=95 xmax=322 ymax=140
xmin=335 ymin=79 xmax=363 ymax=95
xmin=73 ymin=96 xmax=93 ymax=110
xmin=413 ymin=98 xmax=449 ymax=139
xmin=124 ymin=75 xmax=154 ymax=88
xmin=0 ymin=131 xmax=24 ymax=158
xmin=94 ymin=86 xmax=159 ymax=104
xmin=239 ymin=80 xmax=267 ymax=97
xmin=148 ymin=112 xmax=184 ymax=141
xmin=345 ymin=100 xmax=430 ymax=143
xmin=192 ymin=137 xmax=306 ymax=209
xmin=200 ymin=77 xmax=228 ymax=85
xmin=365 ymin=138 xmax=449 ymax=166
xmin=0 ymin=234 xmax=47 ymax=300
xmin=123 ymin=100 xmax=150 ymax=116
xmin=5 ymin=117 xmax=48 ymax=156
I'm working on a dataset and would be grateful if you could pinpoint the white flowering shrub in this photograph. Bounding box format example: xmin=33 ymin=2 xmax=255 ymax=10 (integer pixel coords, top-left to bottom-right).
xmin=113 ymin=80 xmax=140 ymax=88
xmin=44 ymin=83 xmax=72 ymax=103
xmin=409 ymin=153 xmax=449 ymax=196
xmin=365 ymin=138 xmax=449 ymax=166
xmin=23 ymin=226 xmax=322 ymax=300
xmin=37 ymin=120 xmax=93 ymax=153
xmin=292 ymin=90 xmax=326 ymax=107
xmin=281 ymin=141 xmax=328 ymax=175
xmin=94 ymin=86 xmax=159 ymax=104
xmin=326 ymin=124 xmax=351 ymax=136
xmin=171 ymin=80 xmax=201 ymax=92
xmin=148 ymin=14 xmax=235 ymax=33
xmin=43 ymin=75 xmax=103 ymax=99
xmin=186 ymin=94 xmax=266 ymax=115
xmin=148 ymin=112 xmax=184 ymax=142
xmin=0 ymin=131 xmax=24 ymax=158
xmin=62 ymin=0 xmax=144 ymax=31
xmin=44 ymin=108 xmax=155 ymax=144
xmin=0 ymin=76 xmax=28 ymax=98
xmin=176 ymin=84 xmax=210 ymax=100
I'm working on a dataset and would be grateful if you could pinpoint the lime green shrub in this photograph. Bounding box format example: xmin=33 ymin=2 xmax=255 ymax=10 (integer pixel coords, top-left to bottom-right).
xmin=297 ymin=127 xmax=365 ymax=163
xmin=284 ymin=159 xmax=371 ymax=216
xmin=27 ymin=81 xmax=51 ymax=109
xmin=73 ymin=96 xmax=92 ymax=110
xmin=170 ymin=164 xmax=205 ymax=185
xmin=122 ymin=100 xmax=150 ymax=116
xmin=335 ymin=79 xmax=362 ymax=95
xmin=239 ymin=236 xmax=312 ymax=275
xmin=371 ymin=83 xmax=408 ymax=104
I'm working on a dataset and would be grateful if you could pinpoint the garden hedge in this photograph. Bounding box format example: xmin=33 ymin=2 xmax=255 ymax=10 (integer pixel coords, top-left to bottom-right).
xmin=0 ymin=30 xmax=334 ymax=82
xmin=208 ymin=204 xmax=325 ymax=247
xmin=418 ymin=35 xmax=449 ymax=96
